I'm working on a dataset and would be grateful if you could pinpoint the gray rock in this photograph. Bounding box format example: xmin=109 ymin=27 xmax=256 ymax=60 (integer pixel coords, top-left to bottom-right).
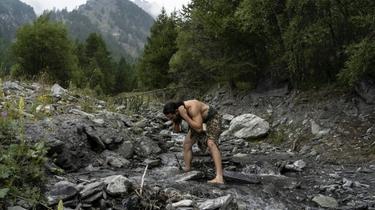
xmin=84 ymin=125 xmax=106 ymax=151
xmin=134 ymin=136 xmax=161 ymax=157
xmin=222 ymin=114 xmax=270 ymax=139
xmin=3 ymin=81 xmax=23 ymax=91
xmin=174 ymin=170 xmax=204 ymax=182
xmin=311 ymin=120 xmax=330 ymax=137
xmin=117 ymin=140 xmax=134 ymax=159
xmin=46 ymin=181 xmax=78 ymax=205
xmin=102 ymin=175 xmax=132 ymax=196
xmin=355 ymin=78 xmax=375 ymax=104
xmin=80 ymin=181 xmax=104 ymax=198
xmin=223 ymin=170 xmax=260 ymax=184
xmin=312 ymin=195 xmax=338 ymax=208
xmin=284 ymin=160 xmax=306 ymax=172
xmin=222 ymin=114 xmax=234 ymax=122
xmin=107 ymin=155 xmax=130 ymax=168
xmin=144 ymin=158 xmax=161 ymax=167
xmin=197 ymin=194 xmax=233 ymax=210
xmin=51 ymin=83 xmax=67 ymax=98
xmin=166 ymin=200 xmax=195 ymax=209
xmin=7 ymin=206 xmax=27 ymax=210
xmin=69 ymin=109 xmax=95 ymax=118
xmin=82 ymin=191 xmax=102 ymax=203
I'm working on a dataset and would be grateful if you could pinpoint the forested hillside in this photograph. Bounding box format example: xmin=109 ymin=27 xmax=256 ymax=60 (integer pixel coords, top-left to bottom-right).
xmin=137 ymin=0 xmax=375 ymax=91
xmin=50 ymin=0 xmax=155 ymax=60
xmin=0 ymin=0 xmax=35 ymax=73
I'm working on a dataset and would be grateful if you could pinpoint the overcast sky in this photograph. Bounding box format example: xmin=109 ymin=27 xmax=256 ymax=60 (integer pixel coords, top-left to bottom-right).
xmin=19 ymin=0 xmax=190 ymax=15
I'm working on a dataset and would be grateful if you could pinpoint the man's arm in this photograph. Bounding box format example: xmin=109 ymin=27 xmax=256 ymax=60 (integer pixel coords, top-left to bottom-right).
xmin=178 ymin=105 xmax=203 ymax=132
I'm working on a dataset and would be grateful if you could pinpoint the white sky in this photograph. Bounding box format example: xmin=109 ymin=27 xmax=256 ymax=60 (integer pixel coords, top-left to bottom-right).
xmin=19 ymin=0 xmax=190 ymax=15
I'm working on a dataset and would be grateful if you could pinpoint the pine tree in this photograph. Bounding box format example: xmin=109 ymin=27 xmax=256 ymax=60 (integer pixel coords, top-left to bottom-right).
xmin=136 ymin=8 xmax=178 ymax=90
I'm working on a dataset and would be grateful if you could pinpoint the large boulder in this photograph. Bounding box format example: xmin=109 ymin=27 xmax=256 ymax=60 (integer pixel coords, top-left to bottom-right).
xmin=222 ymin=114 xmax=270 ymax=139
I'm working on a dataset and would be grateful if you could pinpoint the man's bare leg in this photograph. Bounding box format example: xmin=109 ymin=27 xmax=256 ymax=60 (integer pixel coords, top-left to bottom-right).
xmin=206 ymin=139 xmax=224 ymax=184
xmin=183 ymin=131 xmax=195 ymax=172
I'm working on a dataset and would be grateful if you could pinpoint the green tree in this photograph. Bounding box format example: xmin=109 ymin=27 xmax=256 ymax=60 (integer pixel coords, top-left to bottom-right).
xmin=136 ymin=8 xmax=178 ymax=90
xmin=114 ymin=57 xmax=135 ymax=93
xmin=11 ymin=14 xmax=78 ymax=87
xmin=73 ymin=33 xmax=115 ymax=94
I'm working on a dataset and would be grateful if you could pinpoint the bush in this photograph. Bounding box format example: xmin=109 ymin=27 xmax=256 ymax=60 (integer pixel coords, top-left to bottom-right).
xmin=338 ymin=38 xmax=375 ymax=86
xmin=0 ymin=112 xmax=48 ymax=208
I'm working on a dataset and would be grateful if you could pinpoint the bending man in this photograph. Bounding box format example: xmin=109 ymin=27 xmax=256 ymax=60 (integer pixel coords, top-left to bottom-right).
xmin=163 ymin=99 xmax=224 ymax=184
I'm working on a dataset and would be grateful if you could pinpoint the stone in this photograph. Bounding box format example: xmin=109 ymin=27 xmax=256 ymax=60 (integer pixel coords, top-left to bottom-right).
xmin=80 ymin=181 xmax=104 ymax=198
xmin=117 ymin=140 xmax=134 ymax=159
xmin=197 ymin=194 xmax=233 ymax=210
xmin=174 ymin=171 xmax=204 ymax=182
xmin=223 ymin=170 xmax=260 ymax=184
xmin=222 ymin=114 xmax=270 ymax=139
xmin=102 ymin=175 xmax=132 ymax=196
xmin=7 ymin=206 xmax=27 ymax=210
xmin=46 ymin=181 xmax=78 ymax=205
xmin=312 ymin=195 xmax=338 ymax=208
xmin=355 ymin=78 xmax=375 ymax=104
xmin=51 ymin=83 xmax=67 ymax=98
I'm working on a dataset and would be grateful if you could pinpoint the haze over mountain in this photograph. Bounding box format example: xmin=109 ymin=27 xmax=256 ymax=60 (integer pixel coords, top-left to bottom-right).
xmin=0 ymin=0 xmax=36 ymax=42
xmin=0 ymin=0 xmax=154 ymax=61
xmin=50 ymin=0 xmax=155 ymax=60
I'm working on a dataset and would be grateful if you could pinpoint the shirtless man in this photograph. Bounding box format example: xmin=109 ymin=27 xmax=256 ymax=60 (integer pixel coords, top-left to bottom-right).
xmin=163 ymin=100 xmax=224 ymax=184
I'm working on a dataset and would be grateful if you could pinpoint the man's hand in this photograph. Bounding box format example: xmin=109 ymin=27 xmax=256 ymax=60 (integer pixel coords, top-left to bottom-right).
xmin=178 ymin=106 xmax=188 ymax=118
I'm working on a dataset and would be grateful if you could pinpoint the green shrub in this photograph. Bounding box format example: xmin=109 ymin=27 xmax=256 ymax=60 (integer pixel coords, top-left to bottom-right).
xmin=0 ymin=113 xmax=48 ymax=208
xmin=338 ymin=38 xmax=375 ymax=86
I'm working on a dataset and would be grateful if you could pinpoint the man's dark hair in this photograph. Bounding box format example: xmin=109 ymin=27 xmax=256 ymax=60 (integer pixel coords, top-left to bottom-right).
xmin=163 ymin=101 xmax=184 ymax=115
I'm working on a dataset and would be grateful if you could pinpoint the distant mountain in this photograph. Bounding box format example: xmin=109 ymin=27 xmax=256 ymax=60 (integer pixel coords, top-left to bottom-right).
xmin=131 ymin=0 xmax=161 ymax=18
xmin=51 ymin=0 xmax=155 ymax=60
xmin=0 ymin=0 xmax=36 ymax=42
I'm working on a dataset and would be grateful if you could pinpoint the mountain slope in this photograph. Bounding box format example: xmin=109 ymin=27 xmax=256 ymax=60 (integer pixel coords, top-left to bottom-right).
xmin=51 ymin=0 xmax=155 ymax=60
xmin=0 ymin=0 xmax=36 ymax=41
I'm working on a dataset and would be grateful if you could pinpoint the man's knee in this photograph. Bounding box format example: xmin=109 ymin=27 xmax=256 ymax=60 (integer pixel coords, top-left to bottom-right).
xmin=183 ymin=138 xmax=194 ymax=149
xmin=207 ymin=139 xmax=217 ymax=149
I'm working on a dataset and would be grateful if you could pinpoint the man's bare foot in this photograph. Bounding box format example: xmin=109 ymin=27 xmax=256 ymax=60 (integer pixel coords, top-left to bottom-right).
xmin=207 ymin=177 xmax=224 ymax=184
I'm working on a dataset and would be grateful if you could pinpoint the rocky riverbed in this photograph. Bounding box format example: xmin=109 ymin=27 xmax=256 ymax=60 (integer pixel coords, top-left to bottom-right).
xmin=1 ymin=80 xmax=375 ymax=210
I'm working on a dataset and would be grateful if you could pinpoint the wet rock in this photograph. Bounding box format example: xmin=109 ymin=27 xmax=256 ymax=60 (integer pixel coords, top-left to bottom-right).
xmin=312 ymin=194 xmax=338 ymax=208
xmin=284 ymin=160 xmax=306 ymax=172
xmin=223 ymin=170 xmax=260 ymax=184
xmin=166 ymin=200 xmax=195 ymax=209
xmin=144 ymin=158 xmax=161 ymax=168
xmin=197 ymin=194 xmax=233 ymax=210
xmin=222 ymin=114 xmax=270 ymax=139
xmin=80 ymin=181 xmax=104 ymax=198
xmin=102 ymin=175 xmax=132 ymax=196
xmin=46 ymin=181 xmax=78 ymax=205
xmin=83 ymin=191 xmax=102 ymax=203
xmin=174 ymin=171 xmax=204 ymax=182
